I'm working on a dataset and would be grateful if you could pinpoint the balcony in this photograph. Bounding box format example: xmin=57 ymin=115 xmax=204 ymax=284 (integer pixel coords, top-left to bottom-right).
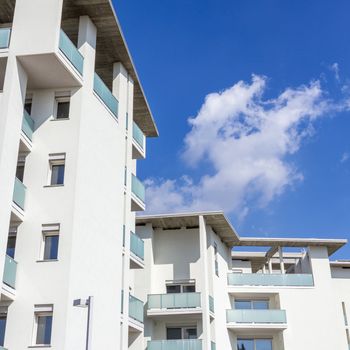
xmin=132 ymin=121 xmax=146 ymax=159
xmin=129 ymin=294 xmax=144 ymax=333
xmin=147 ymin=293 xmax=202 ymax=319
xmin=12 ymin=177 xmax=26 ymax=212
xmin=59 ymin=29 xmax=84 ymax=76
xmin=18 ymin=29 xmax=83 ymax=89
xmin=21 ymin=110 xmax=34 ymax=142
xmin=93 ymin=73 xmax=118 ymax=118
xmin=227 ymin=273 xmax=314 ymax=287
xmin=147 ymin=340 xmax=202 ymax=350
xmin=211 ymin=342 xmax=216 ymax=350
xmin=226 ymin=309 xmax=287 ymax=333
xmin=209 ymin=295 xmax=214 ymax=314
xmin=0 ymin=28 xmax=11 ymax=50
xmin=131 ymin=174 xmax=146 ymax=211
xmin=3 ymin=255 xmax=17 ymax=290
xmin=130 ymin=232 xmax=144 ymax=269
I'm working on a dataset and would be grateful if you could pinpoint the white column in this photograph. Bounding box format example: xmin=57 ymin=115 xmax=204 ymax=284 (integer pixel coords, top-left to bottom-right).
xmin=268 ymin=258 xmax=273 ymax=274
xmin=278 ymin=247 xmax=285 ymax=274
xmin=78 ymin=16 xmax=97 ymax=88
xmin=199 ymin=215 xmax=211 ymax=350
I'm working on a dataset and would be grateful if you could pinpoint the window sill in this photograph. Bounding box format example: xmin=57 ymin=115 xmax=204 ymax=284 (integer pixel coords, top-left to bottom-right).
xmin=36 ymin=259 xmax=59 ymax=263
xmin=28 ymin=346 xmax=52 ymax=348
xmin=51 ymin=118 xmax=70 ymax=121
xmin=43 ymin=184 xmax=64 ymax=188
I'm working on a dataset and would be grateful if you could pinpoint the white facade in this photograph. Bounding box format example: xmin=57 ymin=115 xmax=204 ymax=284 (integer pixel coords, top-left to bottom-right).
xmin=135 ymin=213 xmax=350 ymax=350
xmin=0 ymin=0 xmax=156 ymax=349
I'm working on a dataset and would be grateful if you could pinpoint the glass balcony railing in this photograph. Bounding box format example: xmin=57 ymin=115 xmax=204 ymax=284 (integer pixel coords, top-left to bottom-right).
xmin=211 ymin=342 xmax=216 ymax=350
xmin=209 ymin=296 xmax=214 ymax=313
xmin=59 ymin=29 xmax=84 ymax=75
xmin=13 ymin=177 xmax=26 ymax=210
xmin=0 ymin=28 xmax=11 ymax=49
xmin=148 ymin=292 xmax=201 ymax=310
xmin=3 ymin=255 xmax=17 ymax=289
xmin=227 ymin=273 xmax=314 ymax=287
xmin=22 ymin=110 xmax=34 ymax=141
xmin=131 ymin=174 xmax=146 ymax=204
xmin=226 ymin=309 xmax=287 ymax=324
xmin=130 ymin=232 xmax=144 ymax=260
xmin=93 ymin=73 xmax=118 ymax=118
xmin=129 ymin=294 xmax=144 ymax=324
xmin=147 ymin=340 xmax=202 ymax=350
xmin=133 ymin=121 xmax=145 ymax=150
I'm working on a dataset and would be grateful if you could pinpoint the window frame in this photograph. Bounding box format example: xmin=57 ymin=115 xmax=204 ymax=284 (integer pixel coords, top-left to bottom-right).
xmin=47 ymin=154 xmax=66 ymax=187
xmin=166 ymin=326 xmax=198 ymax=340
xmin=32 ymin=305 xmax=53 ymax=347
xmin=39 ymin=225 xmax=60 ymax=262
xmin=237 ymin=338 xmax=273 ymax=350
xmin=53 ymin=95 xmax=70 ymax=120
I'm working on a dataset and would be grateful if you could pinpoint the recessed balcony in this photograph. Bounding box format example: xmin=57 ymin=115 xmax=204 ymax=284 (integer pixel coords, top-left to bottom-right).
xmin=0 ymin=28 xmax=11 ymax=51
xmin=2 ymin=254 xmax=17 ymax=300
xmin=226 ymin=309 xmax=287 ymax=333
xmin=147 ymin=340 xmax=202 ymax=350
xmin=128 ymin=294 xmax=144 ymax=333
xmin=12 ymin=177 xmax=26 ymax=219
xmin=131 ymin=174 xmax=146 ymax=211
xmin=132 ymin=121 xmax=146 ymax=159
xmin=93 ymin=73 xmax=118 ymax=118
xmin=20 ymin=110 xmax=34 ymax=151
xmin=130 ymin=231 xmax=145 ymax=269
xmin=227 ymin=273 xmax=314 ymax=287
xmin=147 ymin=292 xmax=202 ymax=319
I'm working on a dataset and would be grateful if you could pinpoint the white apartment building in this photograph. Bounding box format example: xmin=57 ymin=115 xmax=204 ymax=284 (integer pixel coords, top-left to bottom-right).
xmin=0 ymin=1 xmax=349 ymax=350
xmin=0 ymin=0 xmax=158 ymax=349
xmin=135 ymin=212 xmax=350 ymax=350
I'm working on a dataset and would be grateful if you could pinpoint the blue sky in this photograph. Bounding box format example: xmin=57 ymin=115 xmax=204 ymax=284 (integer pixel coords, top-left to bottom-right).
xmin=114 ymin=0 xmax=350 ymax=259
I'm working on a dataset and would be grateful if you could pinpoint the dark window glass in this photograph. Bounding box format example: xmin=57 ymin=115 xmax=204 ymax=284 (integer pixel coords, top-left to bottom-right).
xmin=256 ymin=339 xmax=272 ymax=350
xmin=16 ymin=164 xmax=25 ymax=182
xmin=235 ymin=301 xmax=252 ymax=310
xmin=36 ymin=315 xmax=52 ymax=345
xmin=51 ymin=164 xmax=65 ymax=185
xmin=0 ymin=316 xmax=7 ymax=346
xmin=183 ymin=285 xmax=195 ymax=293
xmin=167 ymin=328 xmax=182 ymax=340
xmin=253 ymin=301 xmax=269 ymax=310
xmin=237 ymin=339 xmax=254 ymax=350
xmin=24 ymin=103 xmax=32 ymax=115
xmin=56 ymin=101 xmax=70 ymax=119
xmin=6 ymin=236 xmax=16 ymax=259
xmin=166 ymin=285 xmax=181 ymax=294
xmin=184 ymin=328 xmax=197 ymax=339
xmin=43 ymin=235 xmax=59 ymax=260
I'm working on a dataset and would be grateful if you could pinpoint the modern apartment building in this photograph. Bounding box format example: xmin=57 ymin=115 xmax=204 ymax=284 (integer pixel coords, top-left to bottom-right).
xmin=0 ymin=0 xmax=157 ymax=349
xmin=134 ymin=212 xmax=350 ymax=350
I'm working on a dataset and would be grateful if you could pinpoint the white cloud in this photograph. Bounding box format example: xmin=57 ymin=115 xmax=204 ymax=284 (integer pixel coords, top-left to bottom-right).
xmin=331 ymin=62 xmax=340 ymax=82
xmin=145 ymin=75 xmax=335 ymax=217
xmin=341 ymin=152 xmax=349 ymax=163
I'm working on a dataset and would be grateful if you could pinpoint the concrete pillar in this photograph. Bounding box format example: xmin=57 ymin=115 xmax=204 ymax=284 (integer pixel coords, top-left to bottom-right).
xmin=268 ymin=258 xmax=273 ymax=274
xmin=78 ymin=16 xmax=97 ymax=89
xmin=199 ymin=215 xmax=211 ymax=350
xmin=113 ymin=62 xmax=128 ymax=131
xmin=279 ymin=247 xmax=285 ymax=274
xmin=0 ymin=56 xmax=28 ymax=279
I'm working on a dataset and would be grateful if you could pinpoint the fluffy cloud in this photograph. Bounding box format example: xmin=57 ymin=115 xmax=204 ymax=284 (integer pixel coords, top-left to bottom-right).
xmin=144 ymin=75 xmax=334 ymax=217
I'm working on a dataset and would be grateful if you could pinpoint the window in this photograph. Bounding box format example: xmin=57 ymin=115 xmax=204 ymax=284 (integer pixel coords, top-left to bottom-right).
xmin=48 ymin=154 xmax=66 ymax=186
xmin=166 ymin=282 xmax=195 ymax=294
xmin=166 ymin=327 xmax=197 ymax=340
xmin=41 ymin=225 xmax=60 ymax=261
xmin=6 ymin=235 xmax=16 ymax=259
xmin=33 ymin=305 xmax=53 ymax=346
xmin=237 ymin=339 xmax=272 ymax=350
xmin=0 ymin=315 xmax=7 ymax=347
xmin=24 ymin=100 xmax=32 ymax=115
xmin=54 ymin=95 xmax=70 ymax=119
xmin=214 ymin=242 xmax=219 ymax=276
xmin=235 ymin=300 xmax=269 ymax=310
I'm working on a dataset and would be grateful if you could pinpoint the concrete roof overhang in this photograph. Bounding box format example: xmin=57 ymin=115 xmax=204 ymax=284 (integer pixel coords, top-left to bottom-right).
xmin=136 ymin=212 xmax=347 ymax=256
xmin=136 ymin=211 xmax=241 ymax=247
xmin=0 ymin=0 xmax=158 ymax=137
